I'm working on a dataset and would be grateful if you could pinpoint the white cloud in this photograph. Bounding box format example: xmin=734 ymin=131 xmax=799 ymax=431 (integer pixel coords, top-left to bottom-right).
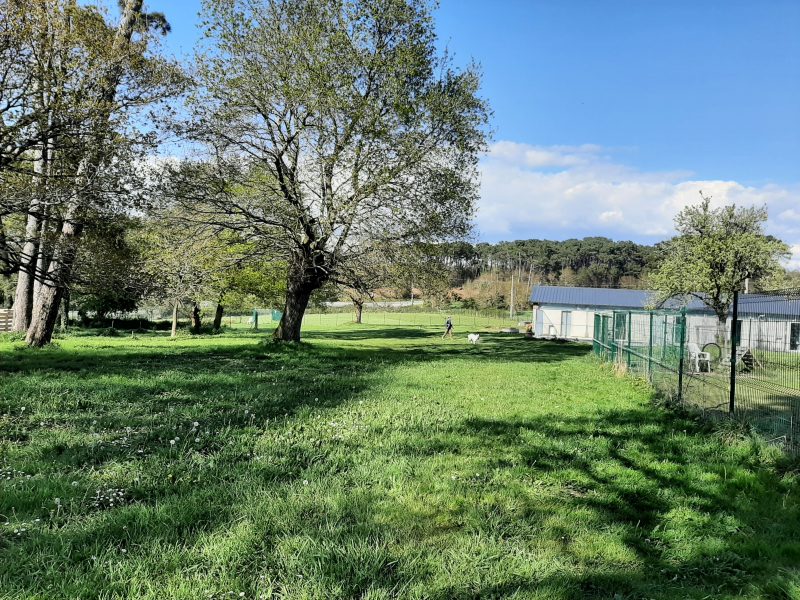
xmin=476 ymin=141 xmax=800 ymax=271
xmin=788 ymin=245 xmax=800 ymax=270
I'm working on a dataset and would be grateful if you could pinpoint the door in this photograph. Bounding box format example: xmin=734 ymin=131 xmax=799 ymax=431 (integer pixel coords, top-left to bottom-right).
xmin=535 ymin=308 xmax=544 ymax=336
xmin=791 ymin=323 xmax=800 ymax=351
xmin=561 ymin=311 xmax=572 ymax=337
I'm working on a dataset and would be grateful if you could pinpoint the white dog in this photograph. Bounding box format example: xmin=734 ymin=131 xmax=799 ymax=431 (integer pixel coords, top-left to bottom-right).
xmin=467 ymin=333 xmax=480 ymax=344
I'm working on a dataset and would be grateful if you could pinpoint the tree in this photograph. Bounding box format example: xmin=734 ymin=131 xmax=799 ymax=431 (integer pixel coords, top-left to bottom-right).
xmin=136 ymin=215 xmax=214 ymax=337
xmin=5 ymin=0 xmax=183 ymax=346
xmin=650 ymin=194 xmax=790 ymax=325
xmin=184 ymin=0 xmax=489 ymax=341
xmin=208 ymin=258 xmax=287 ymax=330
xmin=69 ymin=218 xmax=153 ymax=321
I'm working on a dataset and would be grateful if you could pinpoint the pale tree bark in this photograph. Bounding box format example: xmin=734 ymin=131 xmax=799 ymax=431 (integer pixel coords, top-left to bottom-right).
xmin=12 ymin=206 xmax=40 ymax=331
xmin=25 ymin=205 xmax=83 ymax=346
xmin=25 ymin=0 xmax=146 ymax=346
xmin=32 ymin=204 xmax=50 ymax=304
xmin=171 ymin=300 xmax=179 ymax=337
xmin=13 ymin=145 xmax=47 ymax=331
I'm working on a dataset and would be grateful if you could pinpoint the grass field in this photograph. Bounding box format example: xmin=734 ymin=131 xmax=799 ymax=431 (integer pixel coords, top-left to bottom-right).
xmin=1 ymin=322 xmax=800 ymax=599
xmin=227 ymin=310 xmax=525 ymax=331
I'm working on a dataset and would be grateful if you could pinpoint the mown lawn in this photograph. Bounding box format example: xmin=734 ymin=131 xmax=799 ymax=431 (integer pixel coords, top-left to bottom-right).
xmin=1 ymin=324 xmax=799 ymax=599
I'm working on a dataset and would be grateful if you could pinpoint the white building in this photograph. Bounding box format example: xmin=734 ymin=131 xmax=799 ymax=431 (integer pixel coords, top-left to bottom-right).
xmin=529 ymin=285 xmax=800 ymax=353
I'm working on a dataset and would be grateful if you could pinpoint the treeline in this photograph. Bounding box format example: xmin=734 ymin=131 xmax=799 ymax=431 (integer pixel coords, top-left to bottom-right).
xmin=438 ymin=237 xmax=661 ymax=289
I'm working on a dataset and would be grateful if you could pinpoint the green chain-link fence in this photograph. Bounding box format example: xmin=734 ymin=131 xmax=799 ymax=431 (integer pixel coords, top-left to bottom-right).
xmin=593 ymin=293 xmax=800 ymax=454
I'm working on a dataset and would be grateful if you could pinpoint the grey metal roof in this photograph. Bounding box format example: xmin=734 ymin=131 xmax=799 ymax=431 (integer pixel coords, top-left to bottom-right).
xmin=530 ymin=285 xmax=799 ymax=318
xmin=738 ymin=294 xmax=799 ymax=319
xmin=529 ymin=285 xmax=711 ymax=312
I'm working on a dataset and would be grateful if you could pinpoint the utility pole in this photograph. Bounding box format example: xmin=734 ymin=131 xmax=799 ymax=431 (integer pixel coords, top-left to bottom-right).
xmin=510 ymin=272 xmax=515 ymax=319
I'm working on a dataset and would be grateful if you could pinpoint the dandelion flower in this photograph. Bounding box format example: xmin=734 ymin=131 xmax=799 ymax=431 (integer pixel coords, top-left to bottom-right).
xmin=170 ymin=440 xmax=176 ymax=446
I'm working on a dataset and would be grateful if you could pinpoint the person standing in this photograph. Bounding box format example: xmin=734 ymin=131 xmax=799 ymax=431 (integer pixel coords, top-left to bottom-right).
xmin=442 ymin=316 xmax=453 ymax=338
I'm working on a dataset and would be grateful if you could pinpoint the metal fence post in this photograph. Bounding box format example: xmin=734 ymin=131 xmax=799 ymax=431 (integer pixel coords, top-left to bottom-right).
xmin=648 ymin=312 xmax=654 ymax=382
xmin=677 ymin=308 xmax=686 ymax=403
xmin=728 ymin=290 xmax=739 ymax=414
xmin=610 ymin=312 xmax=617 ymax=362
xmin=626 ymin=311 xmax=632 ymax=369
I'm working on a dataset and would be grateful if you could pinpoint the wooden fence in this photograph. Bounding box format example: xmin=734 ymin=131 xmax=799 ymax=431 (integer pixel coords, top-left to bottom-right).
xmin=0 ymin=309 xmax=12 ymax=332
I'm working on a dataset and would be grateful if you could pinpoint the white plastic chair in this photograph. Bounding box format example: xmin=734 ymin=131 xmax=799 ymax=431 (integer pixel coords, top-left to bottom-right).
xmin=687 ymin=342 xmax=711 ymax=373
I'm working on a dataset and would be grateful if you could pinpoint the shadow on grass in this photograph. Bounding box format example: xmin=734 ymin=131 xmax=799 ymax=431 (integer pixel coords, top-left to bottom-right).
xmin=4 ymin=328 xmax=796 ymax=598
xmin=432 ymin=409 xmax=800 ymax=599
xmin=0 ymin=332 xmax=587 ymax=471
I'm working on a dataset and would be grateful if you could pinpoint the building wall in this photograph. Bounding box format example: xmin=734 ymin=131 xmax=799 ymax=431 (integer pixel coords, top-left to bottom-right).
xmin=533 ymin=304 xmax=800 ymax=353
xmin=533 ymin=306 xmax=595 ymax=339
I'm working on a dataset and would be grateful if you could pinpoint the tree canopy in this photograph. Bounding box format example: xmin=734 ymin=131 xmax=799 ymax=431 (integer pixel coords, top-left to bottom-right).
xmin=172 ymin=0 xmax=490 ymax=340
xmin=650 ymin=194 xmax=789 ymax=321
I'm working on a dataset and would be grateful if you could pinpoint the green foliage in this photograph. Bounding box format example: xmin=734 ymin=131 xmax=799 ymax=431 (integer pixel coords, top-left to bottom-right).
xmin=650 ymin=195 xmax=790 ymax=319
xmin=71 ymin=219 xmax=152 ymax=317
xmin=1 ymin=325 xmax=799 ymax=598
xmin=218 ymin=260 xmax=288 ymax=310
xmin=183 ymin=0 xmax=490 ymax=339
xmin=437 ymin=237 xmax=657 ymax=289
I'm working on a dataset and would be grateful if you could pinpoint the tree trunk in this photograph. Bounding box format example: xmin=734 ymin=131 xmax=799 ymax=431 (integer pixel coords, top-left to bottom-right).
xmin=25 ymin=207 xmax=83 ymax=347
xmin=59 ymin=290 xmax=70 ymax=332
xmin=192 ymin=303 xmax=202 ymax=333
xmin=12 ymin=209 xmax=40 ymax=332
xmin=273 ymin=280 xmax=315 ymax=342
xmin=171 ymin=301 xmax=179 ymax=337
xmin=353 ymin=300 xmax=363 ymax=324
xmin=213 ymin=303 xmax=224 ymax=330
xmin=32 ymin=207 xmax=49 ymax=305
xmin=25 ymin=0 xmax=145 ymax=346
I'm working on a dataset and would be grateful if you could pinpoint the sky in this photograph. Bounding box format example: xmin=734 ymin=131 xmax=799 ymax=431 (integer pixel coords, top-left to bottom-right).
xmin=136 ymin=0 xmax=800 ymax=267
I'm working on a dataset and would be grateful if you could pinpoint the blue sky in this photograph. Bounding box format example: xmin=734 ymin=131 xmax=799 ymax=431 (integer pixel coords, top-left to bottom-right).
xmin=138 ymin=0 xmax=800 ymax=264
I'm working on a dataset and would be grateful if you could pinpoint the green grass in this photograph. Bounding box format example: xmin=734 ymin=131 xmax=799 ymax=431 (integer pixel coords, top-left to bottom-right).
xmin=1 ymin=322 xmax=799 ymax=599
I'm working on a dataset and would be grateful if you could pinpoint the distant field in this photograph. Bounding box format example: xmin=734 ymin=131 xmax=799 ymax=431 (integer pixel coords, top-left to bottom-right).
xmin=227 ymin=309 xmax=529 ymax=331
xmin=1 ymin=323 xmax=799 ymax=599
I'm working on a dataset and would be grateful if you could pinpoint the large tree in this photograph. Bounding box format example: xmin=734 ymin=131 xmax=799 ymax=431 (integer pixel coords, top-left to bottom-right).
xmin=184 ymin=0 xmax=489 ymax=341
xmin=0 ymin=0 xmax=182 ymax=346
xmin=650 ymin=194 xmax=789 ymax=324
